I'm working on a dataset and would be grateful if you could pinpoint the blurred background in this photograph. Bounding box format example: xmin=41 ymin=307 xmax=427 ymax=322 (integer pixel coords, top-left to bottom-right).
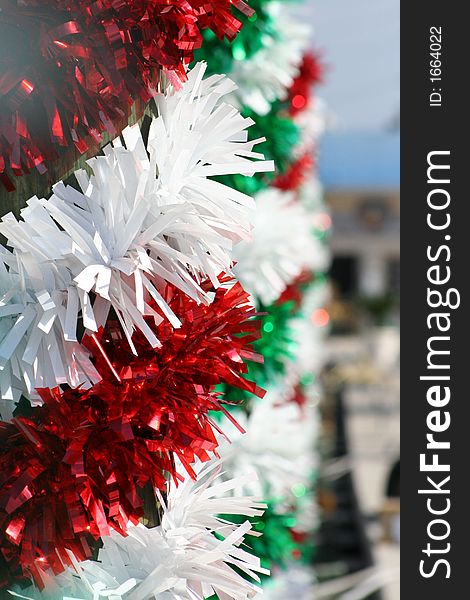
xmin=307 ymin=1 xmax=400 ymax=598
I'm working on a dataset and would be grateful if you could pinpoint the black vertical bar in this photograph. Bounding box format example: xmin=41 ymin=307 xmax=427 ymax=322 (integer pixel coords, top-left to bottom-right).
xmin=401 ymin=3 xmax=467 ymax=597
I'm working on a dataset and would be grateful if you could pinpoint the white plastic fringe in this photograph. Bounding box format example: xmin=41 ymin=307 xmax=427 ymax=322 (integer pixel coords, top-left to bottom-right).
xmin=228 ymin=6 xmax=311 ymax=115
xmin=233 ymin=187 xmax=329 ymax=306
xmin=0 ymin=62 xmax=273 ymax=413
xmin=218 ymin=388 xmax=317 ymax=499
xmin=0 ymin=248 xmax=101 ymax=419
xmin=9 ymin=459 xmax=269 ymax=600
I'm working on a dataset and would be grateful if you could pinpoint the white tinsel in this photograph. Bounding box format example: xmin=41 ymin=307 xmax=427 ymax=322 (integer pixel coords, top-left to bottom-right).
xmin=297 ymin=174 xmax=326 ymax=213
xmin=287 ymin=280 xmax=331 ymax=382
xmin=233 ymin=188 xmax=329 ymax=305
xmin=9 ymin=459 xmax=268 ymax=600
xmin=255 ymin=564 xmax=316 ymax=600
xmin=218 ymin=388 xmax=318 ymax=499
xmin=293 ymin=97 xmax=328 ymax=156
xmin=0 ymin=62 xmax=273 ymax=407
xmin=0 ymin=248 xmax=100 ymax=419
xmin=228 ymin=7 xmax=311 ymax=115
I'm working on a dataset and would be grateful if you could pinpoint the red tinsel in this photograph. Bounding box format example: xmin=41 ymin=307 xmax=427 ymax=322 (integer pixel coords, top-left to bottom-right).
xmin=276 ymin=270 xmax=314 ymax=310
xmin=0 ymin=0 xmax=253 ymax=191
xmin=273 ymin=152 xmax=313 ymax=191
xmin=0 ymin=277 xmax=263 ymax=587
xmin=287 ymin=382 xmax=308 ymax=412
xmin=288 ymin=52 xmax=323 ymax=116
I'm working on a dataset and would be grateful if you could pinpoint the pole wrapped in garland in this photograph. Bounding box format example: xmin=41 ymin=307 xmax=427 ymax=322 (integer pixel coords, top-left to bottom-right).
xmin=1 ymin=4 xmax=274 ymax=592
xmin=0 ymin=0 xmax=330 ymax=597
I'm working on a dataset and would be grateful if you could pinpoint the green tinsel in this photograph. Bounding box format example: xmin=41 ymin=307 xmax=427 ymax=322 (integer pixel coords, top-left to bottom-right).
xmin=217 ymin=108 xmax=300 ymax=195
xmin=255 ymin=299 xmax=300 ymax=382
xmin=218 ymin=298 xmax=301 ymax=410
xmin=193 ymin=0 xmax=302 ymax=195
xmin=193 ymin=0 xmax=279 ymax=76
xmin=220 ymin=500 xmax=303 ymax=579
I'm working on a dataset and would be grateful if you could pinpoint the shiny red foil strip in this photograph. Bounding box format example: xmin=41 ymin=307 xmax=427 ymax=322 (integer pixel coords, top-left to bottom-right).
xmin=273 ymin=152 xmax=314 ymax=192
xmin=0 ymin=0 xmax=253 ymax=190
xmin=276 ymin=270 xmax=314 ymax=310
xmin=287 ymin=51 xmax=323 ymax=116
xmin=286 ymin=382 xmax=308 ymax=413
xmin=0 ymin=276 xmax=263 ymax=588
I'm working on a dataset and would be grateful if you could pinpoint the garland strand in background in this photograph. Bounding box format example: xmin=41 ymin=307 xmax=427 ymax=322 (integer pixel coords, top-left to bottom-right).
xmin=194 ymin=0 xmax=331 ymax=594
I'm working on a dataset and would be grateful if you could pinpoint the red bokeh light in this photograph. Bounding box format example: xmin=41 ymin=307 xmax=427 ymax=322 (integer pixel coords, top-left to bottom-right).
xmin=311 ymin=308 xmax=330 ymax=327
xmin=291 ymin=94 xmax=306 ymax=110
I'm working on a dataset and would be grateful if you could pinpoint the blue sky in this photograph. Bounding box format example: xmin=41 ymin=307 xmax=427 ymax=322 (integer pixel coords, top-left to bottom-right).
xmin=300 ymin=0 xmax=400 ymax=132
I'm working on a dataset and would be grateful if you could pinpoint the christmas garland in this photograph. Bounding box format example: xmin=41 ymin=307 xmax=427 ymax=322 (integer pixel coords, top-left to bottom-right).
xmin=0 ymin=0 xmax=330 ymax=597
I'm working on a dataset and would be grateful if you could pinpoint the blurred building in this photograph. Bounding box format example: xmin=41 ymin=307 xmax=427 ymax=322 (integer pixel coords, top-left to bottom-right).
xmin=298 ymin=2 xmax=400 ymax=597
xmin=315 ymin=130 xmax=400 ymax=600
xmin=320 ymin=131 xmax=400 ymax=304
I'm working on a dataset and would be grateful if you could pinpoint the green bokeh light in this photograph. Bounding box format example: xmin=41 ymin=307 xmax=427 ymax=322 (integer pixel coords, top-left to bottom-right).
xmin=232 ymin=45 xmax=247 ymax=61
xmin=292 ymin=483 xmax=307 ymax=498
